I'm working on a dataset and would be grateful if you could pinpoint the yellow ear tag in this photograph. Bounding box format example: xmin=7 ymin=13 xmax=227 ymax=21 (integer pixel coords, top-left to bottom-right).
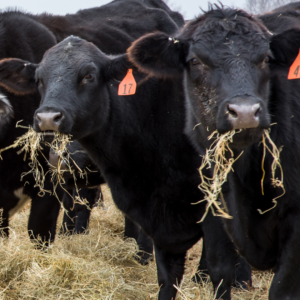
xmin=118 ymin=69 xmax=137 ymax=95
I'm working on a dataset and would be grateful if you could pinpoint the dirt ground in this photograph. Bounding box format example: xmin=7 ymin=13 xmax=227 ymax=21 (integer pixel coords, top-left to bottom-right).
xmin=0 ymin=184 xmax=272 ymax=299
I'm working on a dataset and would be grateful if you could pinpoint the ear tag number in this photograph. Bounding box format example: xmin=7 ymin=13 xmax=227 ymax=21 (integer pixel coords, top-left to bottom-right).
xmin=118 ymin=69 xmax=137 ymax=95
xmin=288 ymin=50 xmax=300 ymax=79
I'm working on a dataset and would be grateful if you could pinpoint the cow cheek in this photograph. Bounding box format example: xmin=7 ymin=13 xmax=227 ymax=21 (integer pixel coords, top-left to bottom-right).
xmin=186 ymin=77 xmax=217 ymax=128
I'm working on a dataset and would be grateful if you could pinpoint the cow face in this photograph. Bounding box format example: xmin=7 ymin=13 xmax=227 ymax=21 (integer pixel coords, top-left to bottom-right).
xmin=128 ymin=8 xmax=300 ymax=149
xmin=0 ymin=37 xmax=131 ymax=140
xmin=33 ymin=37 xmax=110 ymax=139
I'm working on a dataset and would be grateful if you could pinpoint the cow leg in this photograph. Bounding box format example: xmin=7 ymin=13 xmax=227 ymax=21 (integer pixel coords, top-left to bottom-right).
xmin=124 ymin=216 xmax=153 ymax=265
xmin=73 ymin=187 xmax=98 ymax=234
xmin=154 ymin=244 xmax=186 ymax=300
xmin=28 ymin=185 xmax=62 ymax=246
xmin=137 ymin=230 xmax=153 ymax=265
xmin=61 ymin=190 xmax=76 ymax=234
xmin=124 ymin=216 xmax=140 ymax=240
xmin=192 ymin=241 xmax=210 ymax=283
xmin=269 ymin=232 xmax=300 ymax=300
xmin=232 ymin=255 xmax=252 ymax=289
xmin=201 ymin=214 xmax=251 ymax=300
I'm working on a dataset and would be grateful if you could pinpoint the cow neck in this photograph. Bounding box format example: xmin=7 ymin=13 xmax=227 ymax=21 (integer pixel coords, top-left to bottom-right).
xmin=78 ymin=76 xmax=187 ymax=173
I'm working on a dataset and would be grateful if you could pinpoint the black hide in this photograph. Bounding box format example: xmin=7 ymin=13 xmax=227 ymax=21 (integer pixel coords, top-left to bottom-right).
xmin=128 ymin=5 xmax=300 ymax=300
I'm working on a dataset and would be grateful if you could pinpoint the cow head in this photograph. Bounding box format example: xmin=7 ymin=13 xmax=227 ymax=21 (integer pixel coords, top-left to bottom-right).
xmin=128 ymin=7 xmax=300 ymax=149
xmin=0 ymin=36 xmax=132 ymax=140
xmin=0 ymin=58 xmax=39 ymax=131
xmin=33 ymin=37 xmax=133 ymax=139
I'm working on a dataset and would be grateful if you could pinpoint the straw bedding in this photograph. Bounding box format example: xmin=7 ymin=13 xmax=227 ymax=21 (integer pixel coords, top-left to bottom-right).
xmin=0 ymin=185 xmax=272 ymax=299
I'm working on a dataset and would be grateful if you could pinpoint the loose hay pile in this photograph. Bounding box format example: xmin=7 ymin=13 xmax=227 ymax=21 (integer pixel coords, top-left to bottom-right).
xmin=1 ymin=185 xmax=272 ymax=299
xmin=197 ymin=129 xmax=284 ymax=222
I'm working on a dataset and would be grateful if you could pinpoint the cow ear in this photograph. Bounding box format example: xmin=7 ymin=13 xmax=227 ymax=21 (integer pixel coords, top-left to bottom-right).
xmin=102 ymin=54 xmax=134 ymax=81
xmin=270 ymin=29 xmax=300 ymax=66
xmin=127 ymin=32 xmax=188 ymax=78
xmin=0 ymin=58 xmax=38 ymax=96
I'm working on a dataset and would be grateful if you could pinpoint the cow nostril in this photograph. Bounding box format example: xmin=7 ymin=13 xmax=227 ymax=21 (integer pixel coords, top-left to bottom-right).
xmin=54 ymin=114 xmax=62 ymax=123
xmin=253 ymin=104 xmax=261 ymax=118
xmin=36 ymin=113 xmax=42 ymax=123
xmin=227 ymin=104 xmax=238 ymax=118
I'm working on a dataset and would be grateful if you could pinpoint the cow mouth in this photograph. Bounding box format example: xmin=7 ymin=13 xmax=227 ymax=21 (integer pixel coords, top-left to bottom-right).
xmin=40 ymin=130 xmax=55 ymax=136
xmin=40 ymin=130 xmax=55 ymax=142
xmin=229 ymin=128 xmax=264 ymax=149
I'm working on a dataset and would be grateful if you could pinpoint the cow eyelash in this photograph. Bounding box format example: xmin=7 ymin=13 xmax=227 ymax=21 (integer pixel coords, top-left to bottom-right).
xmin=84 ymin=74 xmax=94 ymax=80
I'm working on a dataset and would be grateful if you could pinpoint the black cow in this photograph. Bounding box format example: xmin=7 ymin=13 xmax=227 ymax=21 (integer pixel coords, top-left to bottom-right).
xmin=32 ymin=0 xmax=184 ymax=54
xmin=0 ymin=0 xmax=184 ymax=245
xmin=127 ymin=5 xmax=300 ymax=300
xmin=4 ymin=35 xmax=253 ymax=298
xmin=0 ymin=11 xmax=62 ymax=244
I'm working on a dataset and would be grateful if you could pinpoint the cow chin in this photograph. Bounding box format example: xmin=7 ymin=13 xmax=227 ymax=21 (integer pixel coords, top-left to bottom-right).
xmin=229 ymin=128 xmax=264 ymax=149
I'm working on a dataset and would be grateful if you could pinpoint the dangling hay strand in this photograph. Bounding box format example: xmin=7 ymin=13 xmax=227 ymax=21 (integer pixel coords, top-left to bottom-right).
xmin=0 ymin=125 xmax=47 ymax=196
xmin=196 ymin=129 xmax=285 ymax=222
xmin=195 ymin=130 xmax=241 ymax=222
xmin=258 ymin=129 xmax=285 ymax=214
xmin=0 ymin=125 xmax=87 ymax=206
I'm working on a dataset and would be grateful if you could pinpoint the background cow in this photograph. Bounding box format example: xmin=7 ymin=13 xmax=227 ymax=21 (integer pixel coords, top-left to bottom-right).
xmin=127 ymin=4 xmax=300 ymax=299
xmin=0 ymin=11 xmax=60 ymax=244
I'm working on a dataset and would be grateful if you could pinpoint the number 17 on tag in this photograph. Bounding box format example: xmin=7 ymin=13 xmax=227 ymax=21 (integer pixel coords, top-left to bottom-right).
xmin=118 ymin=69 xmax=137 ymax=95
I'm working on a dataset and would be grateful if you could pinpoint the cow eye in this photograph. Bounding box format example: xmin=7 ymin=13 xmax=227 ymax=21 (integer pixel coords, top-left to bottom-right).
xmin=84 ymin=74 xmax=94 ymax=81
xmin=191 ymin=58 xmax=200 ymax=65
xmin=264 ymin=56 xmax=270 ymax=63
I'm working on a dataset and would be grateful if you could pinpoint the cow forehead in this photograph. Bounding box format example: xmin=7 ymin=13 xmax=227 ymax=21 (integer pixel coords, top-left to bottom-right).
xmin=184 ymin=9 xmax=270 ymax=54
xmin=39 ymin=37 xmax=103 ymax=72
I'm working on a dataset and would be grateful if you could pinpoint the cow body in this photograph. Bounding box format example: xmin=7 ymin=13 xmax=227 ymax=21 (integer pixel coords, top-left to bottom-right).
xmin=0 ymin=0 xmax=184 ymax=245
xmin=32 ymin=0 xmax=184 ymax=54
xmin=0 ymin=12 xmax=61 ymax=242
xmin=8 ymin=33 xmax=253 ymax=299
xmin=127 ymin=4 xmax=300 ymax=299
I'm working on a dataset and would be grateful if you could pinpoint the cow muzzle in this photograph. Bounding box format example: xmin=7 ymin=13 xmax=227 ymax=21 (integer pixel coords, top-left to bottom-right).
xmin=36 ymin=111 xmax=63 ymax=132
xmin=227 ymin=103 xmax=260 ymax=129
xmin=217 ymin=96 xmax=270 ymax=133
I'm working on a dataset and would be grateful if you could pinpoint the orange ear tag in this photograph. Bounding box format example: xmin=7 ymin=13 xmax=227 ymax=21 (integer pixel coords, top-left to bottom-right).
xmin=118 ymin=69 xmax=137 ymax=95
xmin=288 ymin=50 xmax=300 ymax=80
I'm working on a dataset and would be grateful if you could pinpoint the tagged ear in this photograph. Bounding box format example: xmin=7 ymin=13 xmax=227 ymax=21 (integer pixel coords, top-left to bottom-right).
xmin=270 ymin=29 xmax=300 ymax=65
xmin=127 ymin=32 xmax=188 ymax=78
xmin=102 ymin=54 xmax=135 ymax=81
xmin=0 ymin=58 xmax=38 ymax=96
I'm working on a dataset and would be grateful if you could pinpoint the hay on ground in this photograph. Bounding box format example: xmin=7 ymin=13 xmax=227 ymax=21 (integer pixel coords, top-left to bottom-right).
xmin=0 ymin=185 xmax=273 ymax=299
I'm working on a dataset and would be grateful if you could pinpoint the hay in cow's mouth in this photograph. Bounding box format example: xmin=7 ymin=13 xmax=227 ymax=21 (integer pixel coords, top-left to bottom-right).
xmin=0 ymin=124 xmax=89 ymax=210
xmin=196 ymin=129 xmax=284 ymax=222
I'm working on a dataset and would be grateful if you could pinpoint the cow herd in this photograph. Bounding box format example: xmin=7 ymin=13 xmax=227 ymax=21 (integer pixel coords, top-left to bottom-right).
xmin=0 ymin=0 xmax=300 ymax=299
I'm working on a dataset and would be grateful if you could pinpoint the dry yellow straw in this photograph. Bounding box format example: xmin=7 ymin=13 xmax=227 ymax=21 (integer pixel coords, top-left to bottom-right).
xmin=196 ymin=129 xmax=285 ymax=222
xmin=195 ymin=130 xmax=240 ymax=222
xmin=258 ymin=129 xmax=285 ymax=214
xmin=0 ymin=124 xmax=90 ymax=208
